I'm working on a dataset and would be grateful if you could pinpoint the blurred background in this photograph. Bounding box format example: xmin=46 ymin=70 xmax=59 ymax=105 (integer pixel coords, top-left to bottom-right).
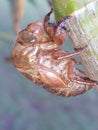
xmin=1 ymin=0 xmax=98 ymax=130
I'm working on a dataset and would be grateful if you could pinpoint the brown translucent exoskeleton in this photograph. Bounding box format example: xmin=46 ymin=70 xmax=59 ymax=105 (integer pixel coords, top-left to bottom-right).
xmin=12 ymin=9 xmax=97 ymax=97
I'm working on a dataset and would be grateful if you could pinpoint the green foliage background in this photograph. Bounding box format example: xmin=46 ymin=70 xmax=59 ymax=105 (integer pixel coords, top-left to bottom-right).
xmin=0 ymin=0 xmax=98 ymax=130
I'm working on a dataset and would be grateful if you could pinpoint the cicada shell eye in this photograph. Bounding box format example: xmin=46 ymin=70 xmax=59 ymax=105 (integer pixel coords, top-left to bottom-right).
xmin=19 ymin=30 xmax=37 ymax=44
xmin=27 ymin=22 xmax=44 ymax=36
